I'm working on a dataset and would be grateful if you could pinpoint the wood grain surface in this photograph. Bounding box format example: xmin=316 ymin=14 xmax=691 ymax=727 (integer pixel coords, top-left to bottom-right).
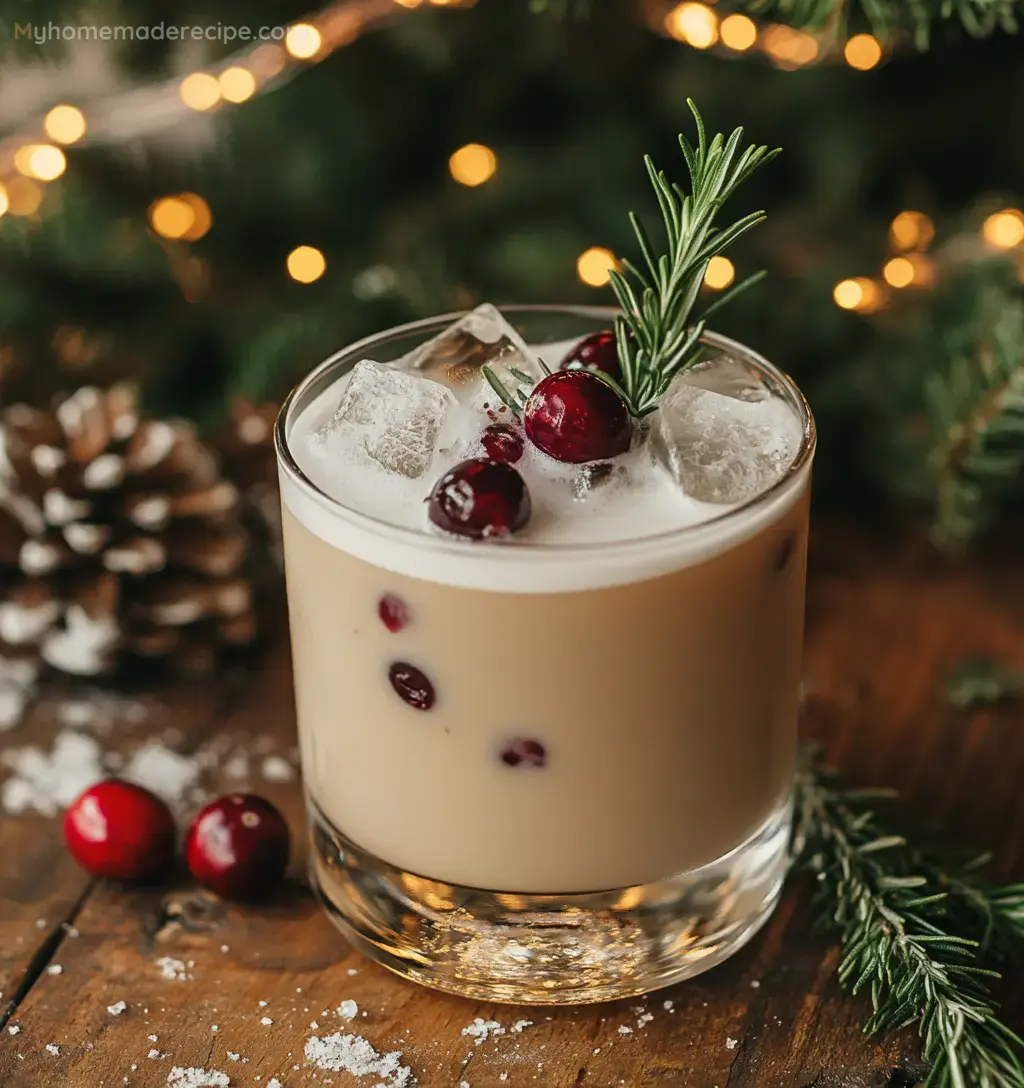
xmin=1 ymin=521 xmax=1023 ymax=1088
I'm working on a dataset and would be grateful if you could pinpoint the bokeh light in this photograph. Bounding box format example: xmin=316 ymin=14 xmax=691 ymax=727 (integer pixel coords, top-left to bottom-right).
xmin=833 ymin=277 xmax=881 ymax=312
xmin=149 ymin=197 xmax=196 ymax=240
xmin=449 ymin=143 xmax=498 ymax=187
xmin=720 ymin=14 xmax=757 ymax=51
xmin=665 ymin=3 xmax=719 ymax=49
xmin=5 ymin=178 xmax=43 ymax=216
xmin=704 ymin=256 xmax=736 ymax=290
xmin=179 ymin=72 xmax=221 ymax=111
xmin=219 ymin=67 xmax=257 ymax=103
xmin=883 ymin=257 xmax=914 ymax=288
xmin=844 ymin=34 xmax=882 ymax=70
xmin=44 ymin=105 xmax=87 ymax=144
xmin=577 ymin=247 xmax=618 ymax=287
xmin=285 ymin=23 xmax=322 ymax=59
xmin=14 ymin=144 xmax=67 ymax=181
xmin=982 ymin=209 xmax=1024 ymax=249
xmin=287 ymin=245 xmax=327 ymax=283
xmin=0 ymin=184 xmax=8 ymax=218
xmin=889 ymin=211 xmax=934 ymax=252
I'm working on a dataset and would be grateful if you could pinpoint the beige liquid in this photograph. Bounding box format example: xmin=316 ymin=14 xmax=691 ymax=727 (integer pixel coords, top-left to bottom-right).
xmin=282 ymin=485 xmax=808 ymax=895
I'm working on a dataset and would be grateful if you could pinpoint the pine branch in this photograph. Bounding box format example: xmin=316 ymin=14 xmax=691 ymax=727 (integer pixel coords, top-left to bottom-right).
xmin=609 ymin=100 xmax=780 ymax=418
xmin=926 ymin=278 xmax=1024 ymax=552
xmin=793 ymin=749 xmax=1024 ymax=1087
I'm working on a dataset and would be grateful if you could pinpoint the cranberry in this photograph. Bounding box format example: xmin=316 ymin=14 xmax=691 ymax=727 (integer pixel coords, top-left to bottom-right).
xmin=560 ymin=329 xmax=620 ymax=379
xmin=64 ymin=779 xmax=176 ymax=881
xmin=481 ymin=424 xmax=524 ymax=464
xmin=524 ymin=371 xmax=632 ymax=464
xmin=389 ymin=662 xmax=436 ymax=710
xmin=428 ymin=458 xmax=531 ymax=539
xmin=378 ymin=593 xmax=410 ymax=632
xmin=185 ymin=794 xmax=290 ymax=900
xmin=501 ymin=739 xmax=547 ymax=769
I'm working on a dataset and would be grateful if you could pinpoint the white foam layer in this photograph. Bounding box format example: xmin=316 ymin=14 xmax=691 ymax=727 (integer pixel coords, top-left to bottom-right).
xmin=281 ymin=339 xmax=812 ymax=593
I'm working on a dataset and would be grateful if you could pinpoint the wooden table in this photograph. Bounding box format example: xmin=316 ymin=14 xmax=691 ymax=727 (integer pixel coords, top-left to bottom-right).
xmin=2 ymin=522 xmax=1023 ymax=1088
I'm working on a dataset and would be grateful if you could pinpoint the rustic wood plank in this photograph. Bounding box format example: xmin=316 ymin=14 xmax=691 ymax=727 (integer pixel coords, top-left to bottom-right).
xmin=1 ymin=525 xmax=1023 ymax=1087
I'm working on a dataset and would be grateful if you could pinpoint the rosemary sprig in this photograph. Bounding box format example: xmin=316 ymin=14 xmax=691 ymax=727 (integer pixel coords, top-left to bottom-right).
xmin=794 ymin=749 xmax=1024 ymax=1087
xmin=608 ymin=100 xmax=780 ymax=417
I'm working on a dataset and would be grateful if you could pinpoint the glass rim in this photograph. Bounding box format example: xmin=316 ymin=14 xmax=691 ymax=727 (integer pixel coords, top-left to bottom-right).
xmin=274 ymin=304 xmax=816 ymax=561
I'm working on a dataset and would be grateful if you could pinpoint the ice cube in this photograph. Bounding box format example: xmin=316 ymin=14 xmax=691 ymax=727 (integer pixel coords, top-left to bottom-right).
xmin=315 ymin=360 xmax=455 ymax=479
xmin=652 ymin=383 xmax=800 ymax=504
xmin=572 ymin=462 xmax=626 ymax=501
xmin=676 ymin=354 xmax=772 ymax=402
xmin=402 ymin=304 xmax=545 ymax=400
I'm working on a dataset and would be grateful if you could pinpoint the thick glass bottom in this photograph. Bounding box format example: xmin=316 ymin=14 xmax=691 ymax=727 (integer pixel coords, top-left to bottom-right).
xmin=308 ymin=794 xmax=792 ymax=1005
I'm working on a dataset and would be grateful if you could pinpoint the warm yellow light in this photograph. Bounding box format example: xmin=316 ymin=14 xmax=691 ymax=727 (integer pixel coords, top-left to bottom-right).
xmin=393 ymin=0 xmax=423 ymax=6
xmin=0 ymin=184 xmax=8 ymax=218
xmin=844 ymin=33 xmax=882 ymax=70
xmin=448 ymin=143 xmax=498 ymax=187
xmin=219 ymin=67 xmax=257 ymax=103
xmin=889 ymin=210 xmax=934 ymax=252
xmin=14 ymin=144 xmax=66 ymax=181
xmin=178 ymin=193 xmax=213 ymax=241
xmin=906 ymin=251 xmax=936 ymax=287
xmin=665 ymin=2 xmax=719 ymax=48
xmin=577 ymin=247 xmax=618 ymax=288
xmin=762 ymin=25 xmax=819 ymax=67
xmin=883 ymin=256 xmax=915 ymax=288
xmin=982 ymin=209 xmax=1024 ymax=249
xmin=285 ymin=23 xmax=322 ymax=59
xmin=287 ymin=245 xmax=327 ymax=283
xmin=720 ymin=14 xmax=757 ymax=50
xmin=704 ymin=255 xmax=736 ymax=290
xmin=833 ymin=277 xmax=881 ymax=311
xmin=5 ymin=177 xmax=43 ymax=216
xmin=149 ymin=197 xmax=196 ymax=240
xmin=179 ymin=72 xmax=221 ymax=111
xmin=44 ymin=105 xmax=87 ymax=144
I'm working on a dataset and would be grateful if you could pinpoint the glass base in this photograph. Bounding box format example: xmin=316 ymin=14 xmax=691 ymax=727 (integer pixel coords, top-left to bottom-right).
xmin=309 ymin=795 xmax=792 ymax=1005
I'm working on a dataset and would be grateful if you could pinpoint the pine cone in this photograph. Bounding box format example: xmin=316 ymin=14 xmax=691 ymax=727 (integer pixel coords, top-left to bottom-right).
xmin=0 ymin=386 xmax=257 ymax=679
xmin=216 ymin=397 xmax=282 ymax=570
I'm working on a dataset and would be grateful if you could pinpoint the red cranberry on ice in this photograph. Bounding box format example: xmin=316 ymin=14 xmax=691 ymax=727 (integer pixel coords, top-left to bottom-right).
xmin=524 ymin=370 xmax=631 ymax=464
xmin=560 ymin=329 xmax=620 ymax=379
xmin=428 ymin=458 xmax=531 ymax=540
xmin=481 ymin=424 xmax=524 ymax=464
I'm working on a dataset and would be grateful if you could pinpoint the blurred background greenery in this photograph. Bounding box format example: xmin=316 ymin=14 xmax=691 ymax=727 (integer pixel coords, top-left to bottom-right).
xmin=0 ymin=0 xmax=1022 ymax=543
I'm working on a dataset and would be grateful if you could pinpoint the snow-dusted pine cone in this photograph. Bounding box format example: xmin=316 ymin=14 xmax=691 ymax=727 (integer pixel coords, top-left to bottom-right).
xmin=0 ymin=385 xmax=256 ymax=682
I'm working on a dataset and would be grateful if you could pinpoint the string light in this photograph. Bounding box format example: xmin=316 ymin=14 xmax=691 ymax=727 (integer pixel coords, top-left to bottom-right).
xmin=5 ymin=177 xmax=43 ymax=216
xmin=219 ymin=67 xmax=257 ymax=103
xmin=889 ymin=210 xmax=934 ymax=251
xmin=577 ymin=247 xmax=618 ymax=288
xmin=762 ymin=25 xmax=819 ymax=68
xmin=449 ymin=143 xmax=497 ymax=187
xmin=249 ymin=43 xmax=287 ymax=78
xmin=287 ymin=245 xmax=327 ymax=283
xmin=844 ymin=34 xmax=882 ymax=70
xmin=285 ymin=23 xmax=323 ymax=59
xmin=393 ymin=0 xmax=423 ymax=6
xmin=44 ymin=105 xmax=87 ymax=144
xmin=179 ymin=72 xmax=221 ymax=111
xmin=665 ymin=3 xmax=719 ymax=49
xmin=833 ymin=277 xmax=882 ymax=312
xmin=14 ymin=144 xmax=66 ymax=181
xmin=883 ymin=257 xmax=914 ymax=288
xmin=0 ymin=184 xmax=8 ymax=218
xmin=720 ymin=14 xmax=757 ymax=51
xmin=704 ymin=255 xmax=735 ymax=290
xmin=982 ymin=209 xmax=1024 ymax=249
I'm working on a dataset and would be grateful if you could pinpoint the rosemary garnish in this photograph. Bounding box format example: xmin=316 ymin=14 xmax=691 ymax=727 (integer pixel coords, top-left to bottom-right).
xmin=608 ymin=100 xmax=780 ymax=417
xmin=944 ymin=659 xmax=1024 ymax=709
xmin=794 ymin=748 xmax=1024 ymax=1087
